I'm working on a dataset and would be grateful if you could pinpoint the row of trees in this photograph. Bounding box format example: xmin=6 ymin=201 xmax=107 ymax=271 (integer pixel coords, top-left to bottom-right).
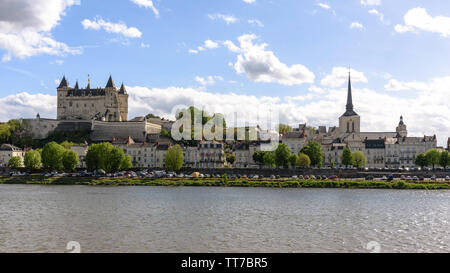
xmin=8 ymin=142 xmax=80 ymax=171
xmin=341 ymin=147 xmax=367 ymax=168
xmin=252 ymin=141 xmax=324 ymax=169
xmin=415 ymin=149 xmax=449 ymax=170
xmin=85 ymin=142 xmax=132 ymax=173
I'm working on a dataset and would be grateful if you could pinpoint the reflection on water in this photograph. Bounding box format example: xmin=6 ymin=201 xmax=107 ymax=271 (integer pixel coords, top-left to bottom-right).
xmin=0 ymin=185 xmax=449 ymax=253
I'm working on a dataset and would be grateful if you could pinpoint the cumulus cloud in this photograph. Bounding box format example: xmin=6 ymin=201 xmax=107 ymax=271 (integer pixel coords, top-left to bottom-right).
xmin=130 ymin=0 xmax=159 ymax=17
xmin=369 ymin=9 xmax=384 ymax=23
xmin=225 ymin=34 xmax=315 ymax=86
xmin=395 ymin=7 xmax=450 ymax=37
xmin=243 ymin=0 xmax=256 ymax=3
xmin=189 ymin=40 xmax=220 ymax=53
xmin=384 ymin=79 xmax=429 ymax=91
xmin=0 ymin=0 xmax=81 ymax=61
xmin=195 ymin=76 xmax=224 ymax=86
xmin=350 ymin=22 xmax=364 ymax=29
xmin=361 ymin=0 xmax=380 ymax=6
xmin=316 ymin=3 xmax=331 ymax=10
xmin=82 ymin=17 xmax=142 ymax=38
xmin=321 ymin=67 xmax=368 ymax=88
xmin=208 ymin=14 xmax=238 ymax=25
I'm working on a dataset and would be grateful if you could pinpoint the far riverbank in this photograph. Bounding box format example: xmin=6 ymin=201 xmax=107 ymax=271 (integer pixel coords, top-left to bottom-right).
xmin=1 ymin=177 xmax=449 ymax=190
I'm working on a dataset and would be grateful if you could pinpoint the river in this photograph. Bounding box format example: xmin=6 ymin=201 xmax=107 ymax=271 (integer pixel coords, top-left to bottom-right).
xmin=0 ymin=185 xmax=449 ymax=253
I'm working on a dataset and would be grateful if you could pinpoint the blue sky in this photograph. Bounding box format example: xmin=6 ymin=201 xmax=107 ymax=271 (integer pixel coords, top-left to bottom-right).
xmin=0 ymin=0 xmax=449 ymax=146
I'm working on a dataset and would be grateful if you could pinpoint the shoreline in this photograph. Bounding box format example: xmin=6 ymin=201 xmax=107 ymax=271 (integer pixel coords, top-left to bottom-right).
xmin=1 ymin=177 xmax=449 ymax=190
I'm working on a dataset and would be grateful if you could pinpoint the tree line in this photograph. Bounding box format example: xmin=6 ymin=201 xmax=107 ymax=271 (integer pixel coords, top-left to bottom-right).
xmin=415 ymin=149 xmax=449 ymax=170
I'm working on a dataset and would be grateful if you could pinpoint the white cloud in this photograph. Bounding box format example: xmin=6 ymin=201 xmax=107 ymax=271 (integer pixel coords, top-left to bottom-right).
xmin=384 ymin=79 xmax=429 ymax=91
xmin=243 ymin=0 xmax=256 ymax=3
xmin=195 ymin=76 xmax=224 ymax=86
xmin=316 ymin=3 xmax=331 ymax=10
xmin=208 ymin=14 xmax=238 ymax=25
xmin=369 ymin=9 xmax=384 ymax=22
xmin=140 ymin=42 xmax=150 ymax=48
xmin=204 ymin=40 xmax=219 ymax=49
xmin=248 ymin=19 xmax=264 ymax=27
xmin=350 ymin=22 xmax=364 ymax=29
xmin=0 ymin=92 xmax=56 ymax=120
xmin=0 ymin=0 xmax=81 ymax=61
xmin=130 ymin=0 xmax=159 ymax=17
xmin=189 ymin=40 xmax=220 ymax=53
xmin=227 ymin=34 xmax=315 ymax=86
xmin=188 ymin=49 xmax=199 ymax=54
xmin=321 ymin=67 xmax=368 ymax=88
xmin=361 ymin=0 xmax=381 ymax=6
xmin=82 ymin=17 xmax=142 ymax=38
xmin=395 ymin=7 xmax=450 ymax=37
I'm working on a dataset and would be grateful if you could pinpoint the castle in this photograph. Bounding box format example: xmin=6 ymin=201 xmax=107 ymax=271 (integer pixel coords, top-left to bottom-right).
xmin=57 ymin=75 xmax=128 ymax=122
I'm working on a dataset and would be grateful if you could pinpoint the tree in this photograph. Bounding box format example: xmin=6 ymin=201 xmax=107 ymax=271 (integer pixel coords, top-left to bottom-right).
xmin=120 ymin=155 xmax=133 ymax=170
xmin=426 ymin=149 xmax=441 ymax=170
xmin=277 ymin=124 xmax=293 ymax=135
xmin=288 ymin=154 xmax=298 ymax=168
xmin=297 ymin=153 xmax=311 ymax=168
xmin=439 ymin=151 xmax=449 ymax=170
xmin=164 ymin=144 xmax=184 ymax=171
xmin=62 ymin=150 xmax=79 ymax=172
xmin=8 ymin=156 xmax=22 ymax=169
xmin=60 ymin=141 xmax=75 ymax=150
xmin=24 ymin=150 xmax=41 ymax=170
xmin=253 ymin=151 xmax=266 ymax=166
xmin=275 ymin=143 xmax=291 ymax=168
xmin=352 ymin=151 xmax=367 ymax=168
xmin=226 ymin=154 xmax=236 ymax=165
xmin=341 ymin=147 xmax=353 ymax=167
xmin=86 ymin=143 xmax=129 ymax=172
xmin=41 ymin=142 xmax=65 ymax=171
xmin=263 ymin=151 xmax=276 ymax=168
xmin=300 ymin=141 xmax=323 ymax=167
xmin=415 ymin=153 xmax=429 ymax=169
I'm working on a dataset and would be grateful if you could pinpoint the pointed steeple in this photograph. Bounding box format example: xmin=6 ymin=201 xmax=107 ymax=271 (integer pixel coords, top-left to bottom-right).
xmin=74 ymin=80 xmax=79 ymax=90
xmin=86 ymin=74 xmax=91 ymax=89
xmin=342 ymin=72 xmax=358 ymax=116
xmin=58 ymin=76 xmax=69 ymax=88
xmin=119 ymin=82 xmax=127 ymax=94
xmin=399 ymin=115 xmax=404 ymax=126
xmin=106 ymin=75 xmax=115 ymax=88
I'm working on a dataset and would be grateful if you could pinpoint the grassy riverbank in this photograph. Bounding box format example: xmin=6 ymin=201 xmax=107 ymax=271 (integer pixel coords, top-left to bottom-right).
xmin=0 ymin=176 xmax=449 ymax=190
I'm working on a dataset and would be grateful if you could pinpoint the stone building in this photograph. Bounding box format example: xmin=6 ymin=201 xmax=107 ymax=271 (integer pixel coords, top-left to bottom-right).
xmin=57 ymin=75 xmax=128 ymax=122
xmin=0 ymin=144 xmax=25 ymax=167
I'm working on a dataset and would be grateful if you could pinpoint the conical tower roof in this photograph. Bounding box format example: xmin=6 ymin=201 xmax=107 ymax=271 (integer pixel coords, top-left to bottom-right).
xmin=58 ymin=76 xmax=69 ymax=88
xmin=119 ymin=82 xmax=127 ymax=94
xmin=106 ymin=75 xmax=116 ymax=88
xmin=342 ymin=72 xmax=358 ymax=117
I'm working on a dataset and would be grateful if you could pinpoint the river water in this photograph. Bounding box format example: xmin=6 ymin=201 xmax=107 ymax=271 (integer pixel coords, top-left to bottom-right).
xmin=0 ymin=185 xmax=449 ymax=253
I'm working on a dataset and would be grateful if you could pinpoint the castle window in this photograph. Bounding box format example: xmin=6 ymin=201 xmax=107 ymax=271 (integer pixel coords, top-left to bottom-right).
xmin=352 ymin=122 xmax=355 ymax=132
xmin=69 ymin=102 xmax=72 ymax=107
xmin=347 ymin=122 xmax=350 ymax=132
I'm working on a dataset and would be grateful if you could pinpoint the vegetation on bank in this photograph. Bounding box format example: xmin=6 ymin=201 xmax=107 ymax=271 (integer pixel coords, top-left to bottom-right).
xmin=0 ymin=176 xmax=449 ymax=190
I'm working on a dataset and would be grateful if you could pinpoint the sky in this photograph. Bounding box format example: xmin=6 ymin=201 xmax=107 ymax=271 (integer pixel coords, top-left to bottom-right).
xmin=0 ymin=0 xmax=449 ymax=146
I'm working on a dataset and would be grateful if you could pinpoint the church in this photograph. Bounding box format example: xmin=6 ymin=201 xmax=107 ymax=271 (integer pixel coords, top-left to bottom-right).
xmin=282 ymin=73 xmax=437 ymax=168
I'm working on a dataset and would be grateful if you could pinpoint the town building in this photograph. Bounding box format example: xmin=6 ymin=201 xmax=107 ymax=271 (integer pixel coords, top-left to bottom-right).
xmin=0 ymin=144 xmax=25 ymax=167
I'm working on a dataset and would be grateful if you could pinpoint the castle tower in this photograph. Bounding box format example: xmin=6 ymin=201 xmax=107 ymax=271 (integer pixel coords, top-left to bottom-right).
xmin=339 ymin=72 xmax=360 ymax=134
xmin=57 ymin=75 xmax=70 ymax=120
xmin=396 ymin=116 xmax=408 ymax=138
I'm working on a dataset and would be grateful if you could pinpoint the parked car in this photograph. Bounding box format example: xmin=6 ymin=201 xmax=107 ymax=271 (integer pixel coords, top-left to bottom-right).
xmin=365 ymin=175 xmax=374 ymax=181
xmin=328 ymin=175 xmax=338 ymax=180
xmin=446 ymin=176 xmax=450 ymax=181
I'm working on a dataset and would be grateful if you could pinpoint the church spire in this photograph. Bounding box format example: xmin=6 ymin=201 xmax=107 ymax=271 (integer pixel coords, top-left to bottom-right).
xmin=342 ymin=71 xmax=358 ymax=117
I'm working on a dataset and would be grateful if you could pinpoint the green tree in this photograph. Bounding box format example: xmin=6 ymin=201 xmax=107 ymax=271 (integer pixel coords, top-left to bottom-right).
xmin=24 ymin=150 xmax=41 ymax=170
xmin=426 ymin=149 xmax=441 ymax=170
xmin=86 ymin=143 xmax=129 ymax=172
xmin=8 ymin=156 xmax=22 ymax=169
xmin=275 ymin=143 xmax=291 ymax=168
xmin=263 ymin=151 xmax=276 ymax=168
xmin=352 ymin=151 xmax=367 ymax=168
xmin=253 ymin=151 xmax=266 ymax=166
xmin=288 ymin=154 xmax=298 ymax=168
xmin=120 ymin=155 xmax=133 ymax=170
xmin=297 ymin=153 xmax=311 ymax=168
xmin=226 ymin=154 xmax=236 ymax=165
xmin=414 ymin=153 xmax=429 ymax=169
xmin=164 ymin=144 xmax=184 ymax=171
xmin=439 ymin=150 xmax=449 ymax=170
xmin=62 ymin=150 xmax=79 ymax=172
xmin=60 ymin=141 xmax=75 ymax=150
xmin=341 ymin=147 xmax=353 ymax=167
xmin=300 ymin=141 xmax=323 ymax=167
xmin=277 ymin=124 xmax=293 ymax=135
xmin=41 ymin=142 xmax=65 ymax=171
